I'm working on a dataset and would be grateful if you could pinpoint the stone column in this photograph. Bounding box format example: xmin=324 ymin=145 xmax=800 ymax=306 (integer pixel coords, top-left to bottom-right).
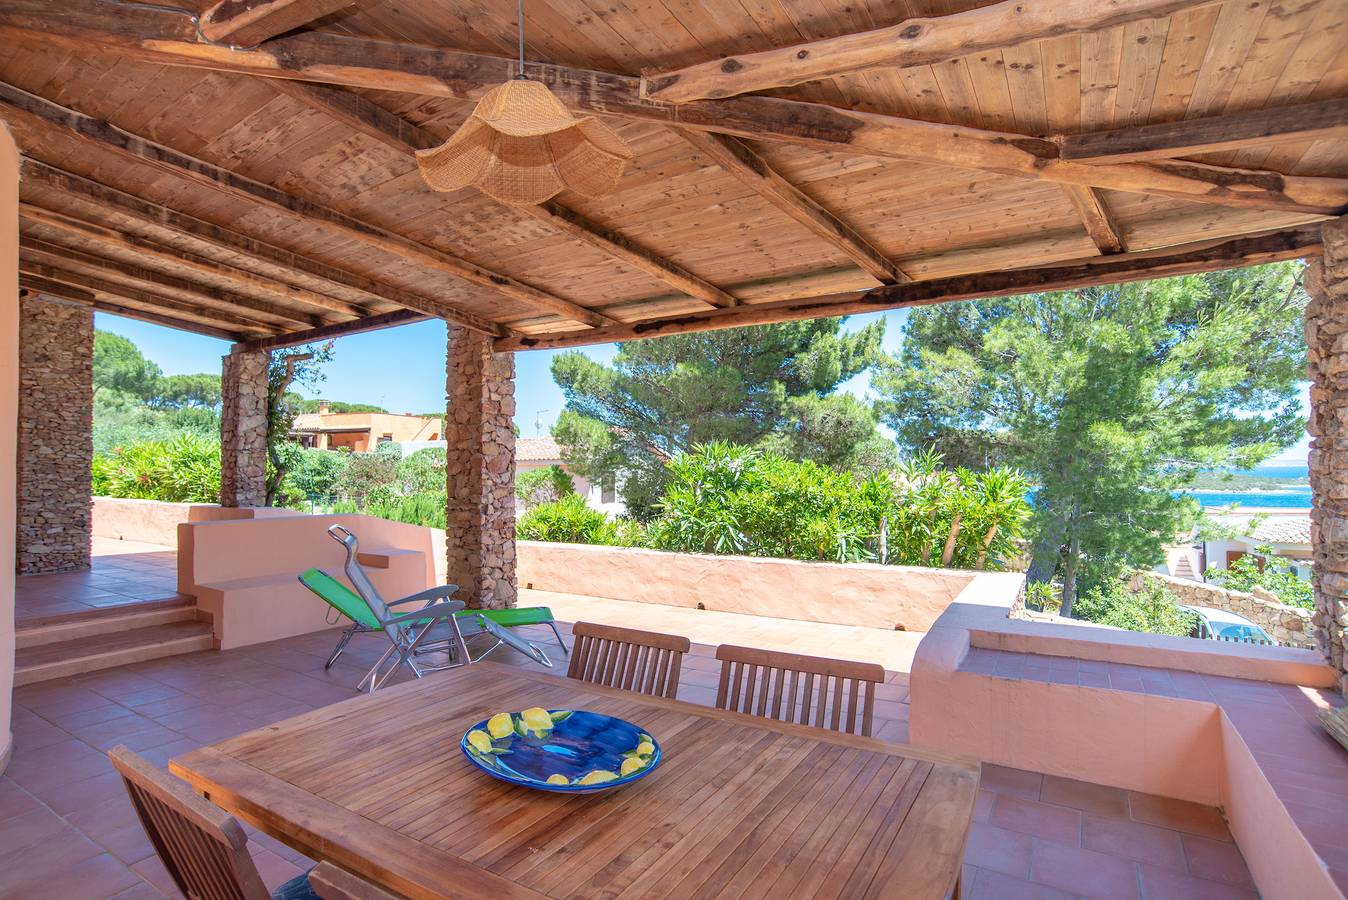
xmin=16 ymin=293 xmax=93 ymax=574
xmin=1305 ymin=216 xmax=1348 ymax=694
xmin=219 ymin=346 xmax=268 ymax=508
xmin=445 ymin=325 xmax=516 ymax=609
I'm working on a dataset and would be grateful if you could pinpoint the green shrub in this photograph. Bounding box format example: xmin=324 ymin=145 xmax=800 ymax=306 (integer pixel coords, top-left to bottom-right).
xmin=516 ymin=465 xmax=576 ymax=510
xmin=364 ymin=491 xmax=447 ymax=529
xmin=396 ymin=448 xmax=445 ymax=496
xmin=1074 ymin=580 xmax=1200 ymax=637
xmin=91 ymin=433 xmax=221 ymax=503
xmin=284 ymin=448 xmax=349 ymax=501
xmin=334 ymin=443 xmax=401 ymax=503
xmin=1211 ymin=553 xmax=1313 ymax=610
xmin=518 ymin=494 xmax=625 ymax=545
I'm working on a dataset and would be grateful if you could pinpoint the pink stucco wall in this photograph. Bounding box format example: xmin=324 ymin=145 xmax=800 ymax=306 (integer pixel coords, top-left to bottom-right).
xmin=518 ymin=541 xmax=976 ymax=632
xmin=93 ymin=496 xmax=298 ymax=546
xmin=0 ymin=124 xmax=18 ymax=773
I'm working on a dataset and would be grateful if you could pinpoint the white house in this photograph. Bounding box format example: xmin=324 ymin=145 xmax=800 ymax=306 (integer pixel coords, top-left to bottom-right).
xmin=1161 ymin=512 xmax=1313 ymax=582
xmin=515 ymin=436 xmax=625 ymax=517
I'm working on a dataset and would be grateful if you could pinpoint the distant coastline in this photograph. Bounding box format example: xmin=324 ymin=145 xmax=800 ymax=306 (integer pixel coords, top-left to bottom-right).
xmin=1182 ymin=464 xmax=1311 ymax=509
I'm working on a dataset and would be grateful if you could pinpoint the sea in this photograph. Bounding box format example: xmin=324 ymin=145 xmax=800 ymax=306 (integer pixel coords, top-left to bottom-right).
xmin=1184 ymin=464 xmax=1311 ymax=510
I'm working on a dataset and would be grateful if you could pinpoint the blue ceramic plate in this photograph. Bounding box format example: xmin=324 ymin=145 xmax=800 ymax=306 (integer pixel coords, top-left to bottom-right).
xmin=461 ymin=708 xmax=661 ymax=794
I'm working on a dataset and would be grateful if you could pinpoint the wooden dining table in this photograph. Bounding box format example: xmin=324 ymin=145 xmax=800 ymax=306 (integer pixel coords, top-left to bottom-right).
xmin=170 ymin=660 xmax=979 ymax=900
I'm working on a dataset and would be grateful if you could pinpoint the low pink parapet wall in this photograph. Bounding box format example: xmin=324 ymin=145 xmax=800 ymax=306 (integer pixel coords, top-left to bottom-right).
xmin=93 ymin=496 xmax=298 ymax=546
xmin=518 ymin=541 xmax=977 ymax=632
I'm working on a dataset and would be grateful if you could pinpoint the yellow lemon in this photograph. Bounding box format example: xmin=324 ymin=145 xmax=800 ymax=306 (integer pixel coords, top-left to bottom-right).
xmin=635 ymin=741 xmax=655 ymax=757
xmin=620 ymin=757 xmax=646 ymax=777
xmin=520 ymin=707 xmax=554 ymax=733
xmin=466 ymin=729 xmax=493 ymax=754
xmin=546 ymin=774 xmax=570 ymax=786
xmin=577 ymin=770 xmax=618 ymax=786
xmin=487 ymin=713 xmax=514 ymax=740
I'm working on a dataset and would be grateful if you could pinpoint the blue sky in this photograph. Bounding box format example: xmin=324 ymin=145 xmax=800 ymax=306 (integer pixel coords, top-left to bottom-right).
xmin=95 ymin=307 xmax=1309 ymax=463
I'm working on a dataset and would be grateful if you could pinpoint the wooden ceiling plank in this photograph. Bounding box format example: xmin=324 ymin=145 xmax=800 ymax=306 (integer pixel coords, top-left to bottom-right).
xmin=639 ymin=0 xmax=1215 ymax=103
xmin=498 ymin=224 xmax=1322 ymax=351
xmin=1061 ymin=97 xmax=1348 ymax=165
xmin=20 ymin=160 xmax=506 ymax=336
xmin=239 ymin=308 xmax=428 ymax=351
xmin=198 ymin=0 xmax=358 ymax=47
xmin=3 ymin=5 xmax=1346 ymax=215
xmin=1061 ymin=185 xmax=1126 ymax=254
xmin=271 ymin=80 xmax=738 ymax=308
xmin=19 ymin=260 xmax=278 ymax=336
xmin=0 ymin=79 xmax=614 ymax=329
xmin=19 ymin=201 xmax=367 ymax=319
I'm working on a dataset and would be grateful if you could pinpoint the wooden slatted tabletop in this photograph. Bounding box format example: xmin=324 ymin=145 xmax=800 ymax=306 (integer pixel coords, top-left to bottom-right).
xmin=170 ymin=661 xmax=979 ymax=900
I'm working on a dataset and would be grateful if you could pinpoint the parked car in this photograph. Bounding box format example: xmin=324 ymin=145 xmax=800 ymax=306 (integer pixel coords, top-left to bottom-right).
xmin=1181 ymin=605 xmax=1275 ymax=645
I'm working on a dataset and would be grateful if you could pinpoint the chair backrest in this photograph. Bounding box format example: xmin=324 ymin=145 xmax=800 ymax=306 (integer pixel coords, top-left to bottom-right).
xmin=567 ymin=621 xmax=691 ymax=698
xmin=308 ymin=861 xmax=404 ymax=899
xmin=299 ymin=567 xmax=379 ymax=629
xmin=109 ymin=746 xmax=270 ymax=900
xmin=714 ymin=645 xmax=885 ymax=737
xmin=327 ymin=524 xmax=398 ymax=640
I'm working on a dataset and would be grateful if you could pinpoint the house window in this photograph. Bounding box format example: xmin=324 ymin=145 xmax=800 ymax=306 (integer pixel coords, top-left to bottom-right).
xmin=601 ymin=474 xmax=616 ymax=504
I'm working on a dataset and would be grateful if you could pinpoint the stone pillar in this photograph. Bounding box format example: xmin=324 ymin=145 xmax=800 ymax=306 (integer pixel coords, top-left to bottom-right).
xmin=445 ymin=325 xmax=516 ymax=609
xmin=16 ymin=293 xmax=93 ymax=574
xmin=219 ymin=346 xmax=268 ymax=508
xmin=1305 ymin=216 xmax=1348 ymax=694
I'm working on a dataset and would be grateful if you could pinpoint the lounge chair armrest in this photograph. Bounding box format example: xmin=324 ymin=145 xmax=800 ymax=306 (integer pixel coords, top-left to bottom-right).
xmin=385 ymin=600 xmax=465 ymax=625
xmin=388 ymin=584 xmax=462 ymax=608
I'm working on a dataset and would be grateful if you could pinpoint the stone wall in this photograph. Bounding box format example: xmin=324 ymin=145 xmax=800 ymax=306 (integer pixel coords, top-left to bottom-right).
xmin=1128 ymin=572 xmax=1313 ymax=649
xmin=444 ymin=326 xmax=516 ymax=609
xmin=1305 ymin=216 xmax=1348 ymax=692
xmin=16 ymin=293 xmax=92 ymax=574
xmin=219 ymin=347 xmax=268 ymax=508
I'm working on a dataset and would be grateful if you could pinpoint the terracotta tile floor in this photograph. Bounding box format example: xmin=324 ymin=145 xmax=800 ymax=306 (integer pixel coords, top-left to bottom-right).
xmin=15 ymin=538 xmax=186 ymax=623
xmin=0 ymin=615 xmax=1261 ymax=898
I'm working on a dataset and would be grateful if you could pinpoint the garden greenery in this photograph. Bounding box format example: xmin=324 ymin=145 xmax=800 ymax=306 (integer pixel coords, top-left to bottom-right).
xmin=1073 ymin=580 xmax=1200 ymax=637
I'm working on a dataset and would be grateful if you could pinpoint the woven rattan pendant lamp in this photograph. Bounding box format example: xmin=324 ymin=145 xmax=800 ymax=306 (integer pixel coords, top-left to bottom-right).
xmin=415 ymin=1 xmax=632 ymax=205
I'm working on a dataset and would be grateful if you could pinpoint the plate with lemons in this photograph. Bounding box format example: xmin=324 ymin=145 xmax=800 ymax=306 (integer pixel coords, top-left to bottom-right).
xmin=460 ymin=707 xmax=660 ymax=794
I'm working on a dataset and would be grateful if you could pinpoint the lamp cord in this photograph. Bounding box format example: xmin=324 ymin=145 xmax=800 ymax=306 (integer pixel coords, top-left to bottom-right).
xmin=516 ymin=0 xmax=527 ymax=79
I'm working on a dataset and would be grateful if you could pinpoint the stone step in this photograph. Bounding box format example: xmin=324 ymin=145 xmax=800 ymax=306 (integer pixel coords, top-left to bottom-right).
xmin=16 ymin=597 xmax=198 ymax=650
xmin=14 ymin=620 xmax=215 ymax=686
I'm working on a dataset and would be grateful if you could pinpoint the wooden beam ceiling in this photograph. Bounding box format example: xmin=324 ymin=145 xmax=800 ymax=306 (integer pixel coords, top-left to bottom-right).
xmin=21 ymin=161 xmax=505 ymax=337
xmin=5 ymin=3 xmax=1345 ymax=215
xmin=21 ymin=277 xmax=250 ymax=340
xmin=498 ymin=224 xmax=1323 ymax=351
xmin=1060 ymin=97 xmax=1348 ymax=165
xmin=198 ymin=0 xmax=356 ymax=47
xmin=677 ymin=129 xmax=906 ymax=284
xmin=0 ymin=80 xmax=617 ymax=330
xmin=270 ymin=81 xmax=738 ymax=309
xmin=1061 ymin=186 xmax=1126 ymax=255
xmin=640 ymin=0 xmax=1213 ymax=104
xmin=239 ymin=308 xmax=428 ymax=351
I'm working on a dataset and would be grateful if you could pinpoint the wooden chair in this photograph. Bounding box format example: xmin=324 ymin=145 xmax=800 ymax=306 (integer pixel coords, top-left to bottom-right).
xmin=108 ymin=746 xmax=314 ymax=900
xmin=566 ymin=621 xmax=691 ymax=698
xmin=308 ymin=862 xmax=404 ymax=899
xmin=714 ymin=645 xmax=886 ymax=737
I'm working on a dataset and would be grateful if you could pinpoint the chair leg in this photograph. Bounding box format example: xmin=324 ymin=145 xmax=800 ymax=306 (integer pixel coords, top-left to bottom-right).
xmin=548 ymin=621 xmax=568 ymax=656
xmin=325 ymin=626 xmax=357 ymax=671
xmin=358 ymin=644 xmax=398 ymax=693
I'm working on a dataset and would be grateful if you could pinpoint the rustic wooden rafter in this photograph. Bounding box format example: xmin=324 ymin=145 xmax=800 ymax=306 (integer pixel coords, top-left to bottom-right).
xmin=21 ymin=277 xmax=248 ymax=341
xmin=0 ymin=80 xmax=617 ymax=329
xmin=240 ymin=309 xmax=428 ymax=351
xmin=198 ymin=0 xmax=356 ymax=47
xmin=20 ymin=160 xmax=505 ymax=337
xmin=20 ymin=202 xmax=367 ymax=319
xmin=497 ymin=225 xmax=1322 ymax=351
xmin=5 ymin=4 xmax=1344 ymax=214
xmin=271 ymin=81 xmax=737 ymax=308
xmin=640 ymin=0 xmax=1213 ymax=104
xmin=1060 ymin=97 xmax=1348 ymax=165
xmin=677 ymin=129 xmax=906 ymax=284
xmin=1061 ymin=186 xmax=1126 ymax=255
xmin=21 ymin=236 xmax=323 ymax=328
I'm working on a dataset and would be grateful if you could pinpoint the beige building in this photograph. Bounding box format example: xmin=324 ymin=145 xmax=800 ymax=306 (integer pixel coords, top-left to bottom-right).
xmin=290 ymin=400 xmax=441 ymax=453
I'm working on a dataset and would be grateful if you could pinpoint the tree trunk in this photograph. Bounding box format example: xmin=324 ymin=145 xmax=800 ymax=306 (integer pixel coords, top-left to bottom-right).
xmin=941 ymin=512 xmax=963 ymax=566
xmin=976 ymin=523 xmax=998 ymax=570
xmin=1060 ymin=529 xmax=1082 ymax=618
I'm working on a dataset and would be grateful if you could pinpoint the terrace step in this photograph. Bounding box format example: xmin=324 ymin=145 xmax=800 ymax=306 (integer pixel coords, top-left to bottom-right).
xmin=16 ymin=596 xmax=198 ymax=650
xmin=14 ymin=620 xmax=215 ymax=686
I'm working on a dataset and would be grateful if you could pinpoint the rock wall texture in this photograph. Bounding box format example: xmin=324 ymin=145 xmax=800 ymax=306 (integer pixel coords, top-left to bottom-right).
xmin=17 ymin=294 xmax=92 ymax=574
xmin=1304 ymin=216 xmax=1348 ymax=691
xmin=219 ymin=348 xmax=268 ymax=508
xmin=445 ymin=326 xmax=516 ymax=609
xmin=1127 ymin=572 xmax=1313 ymax=649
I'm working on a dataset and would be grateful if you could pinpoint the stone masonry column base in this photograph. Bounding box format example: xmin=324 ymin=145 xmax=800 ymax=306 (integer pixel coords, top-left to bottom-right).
xmin=219 ymin=347 xmax=268 ymax=508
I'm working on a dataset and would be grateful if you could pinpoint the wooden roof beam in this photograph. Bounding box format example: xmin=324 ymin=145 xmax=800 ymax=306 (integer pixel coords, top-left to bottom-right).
xmin=20 ymin=160 xmax=505 ymax=337
xmin=640 ymin=0 xmax=1214 ymax=104
xmin=1061 ymin=186 xmax=1126 ymax=255
xmin=4 ymin=5 xmax=1347 ymax=215
xmin=198 ymin=0 xmax=356 ymax=47
xmin=239 ymin=308 xmax=428 ymax=351
xmin=0 ymin=80 xmax=616 ymax=329
xmin=270 ymin=81 xmax=738 ymax=308
xmin=21 ymin=236 xmax=323 ymax=329
xmin=21 ymin=277 xmax=249 ymax=341
xmin=1061 ymin=97 xmax=1348 ymax=165
xmin=20 ymin=202 xmax=367 ymax=319
xmin=497 ymin=224 xmax=1321 ymax=351
xmin=678 ymin=130 xmax=906 ymax=284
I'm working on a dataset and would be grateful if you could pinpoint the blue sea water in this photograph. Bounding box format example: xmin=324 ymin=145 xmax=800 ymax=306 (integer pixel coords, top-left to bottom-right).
xmin=1183 ymin=464 xmax=1311 ymax=509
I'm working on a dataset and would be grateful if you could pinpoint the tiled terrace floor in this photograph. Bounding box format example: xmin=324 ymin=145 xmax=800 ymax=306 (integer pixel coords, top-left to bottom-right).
xmin=1 ymin=617 xmax=1260 ymax=899
xmin=15 ymin=538 xmax=186 ymax=623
